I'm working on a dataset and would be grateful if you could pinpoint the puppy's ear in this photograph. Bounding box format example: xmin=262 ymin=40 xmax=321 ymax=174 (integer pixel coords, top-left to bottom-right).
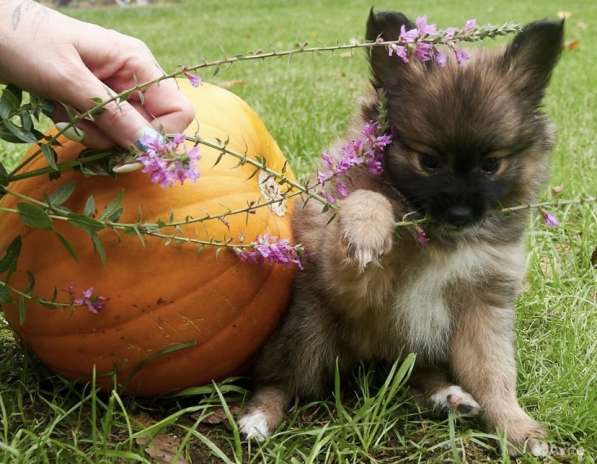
xmin=501 ymin=20 xmax=564 ymax=105
xmin=366 ymin=8 xmax=415 ymax=89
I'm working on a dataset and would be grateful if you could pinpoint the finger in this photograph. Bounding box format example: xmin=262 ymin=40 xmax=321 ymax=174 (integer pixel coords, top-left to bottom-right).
xmin=59 ymin=63 xmax=157 ymax=149
xmin=129 ymin=100 xmax=152 ymax=122
xmin=77 ymin=32 xmax=195 ymax=134
xmin=71 ymin=120 xmax=115 ymax=150
xmin=112 ymin=63 xmax=195 ymax=134
xmin=52 ymin=104 xmax=114 ymax=150
xmin=143 ymin=78 xmax=196 ymax=134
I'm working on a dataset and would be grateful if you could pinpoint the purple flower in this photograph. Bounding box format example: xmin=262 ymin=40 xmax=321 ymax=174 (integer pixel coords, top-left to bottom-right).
xmin=435 ymin=51 xmax=448 ymax=67
xmin=235 ymin=235 xmax=303 ymax=269
xmin=388 ymin=44 xmax=409 ymax=63
xmin=335 ymin=181 xmax=349 ymax=199
xmin=184 ymin=71 xmax=202 ymax=87
xmin=136 ymin=132 xmax=201 ymax=187
xmin=317 ymin=170 xmax=333 ymax=184
xmin=540 ymin=208 xmax=559 ymax=228
xmin=362 ymin=121 xmax=377 ymax=139
xmin=373 ymin=133 xmax=393 ymax=150
xmin=400 ymin=24 xmax=419 ymax=43
xmin=316 ymin=121 xmax=391 ymax=202
xmin=367 ymin=158 xmax=384 ymax=175
xmin=321 ymin=151 xmax=335 ymax=170
xmin=415 ymin=225 xmax=430 ymax=246
xmin=138 ymin=131 xmax=165 ymax=152
xmin=415 ymin=16 xmax=438 ymax=36
xmin=337 ymin=143 xmax=362 ymax=173
xmin=454 ymin=48 xmax=470 ymax=65
xmin=463 ymin=19 xmax=477 ymax=32
xmin=69 ymin=286 xmax=107 ymax=314
xmin=414 ymin=42 xmax=435 ymax=62
xmin=444 ymin=27 xmax=457 ymax=40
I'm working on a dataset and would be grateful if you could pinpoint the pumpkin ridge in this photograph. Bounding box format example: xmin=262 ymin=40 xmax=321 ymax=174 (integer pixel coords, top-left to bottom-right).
xmin=20 ymin=212 xmax=282 ymax=337
xmin=17 ymin=254 xmax=239 ymax=336
xmin=126 ymin=263 xmax=279 ymax=393
xmin=37 ymin=261 xmax=277 ymax=382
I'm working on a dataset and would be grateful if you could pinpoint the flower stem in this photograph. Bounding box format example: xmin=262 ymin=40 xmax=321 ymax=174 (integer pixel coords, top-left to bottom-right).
xmin=6 ymin=22 xmax=521 ymax=178
xmin=0 ymin=280 xmax=71 ymax=307
xmin=181 ymin=134 xmax=336 ymax=210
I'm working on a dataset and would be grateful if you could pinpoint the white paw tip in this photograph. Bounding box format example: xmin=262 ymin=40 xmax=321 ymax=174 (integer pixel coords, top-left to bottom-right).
xmin=528 ymin=439 xmax=549 ymax=457
xmin=430 ymin=385 xmax=481 ymax=415
xmin=239 ymin=410 xmax=270 ymax=441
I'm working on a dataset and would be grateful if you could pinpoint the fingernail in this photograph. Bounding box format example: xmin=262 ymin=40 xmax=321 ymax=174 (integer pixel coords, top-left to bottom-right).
xmin=112 ymin=162 xmax=144 ymax=174
xmin=135 ymin=126 xmax=163 ymax=151
xmin=56 ymin=122 xmax=85 ymax=142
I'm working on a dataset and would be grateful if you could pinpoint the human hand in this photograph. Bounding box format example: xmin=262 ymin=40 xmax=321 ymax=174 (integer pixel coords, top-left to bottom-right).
xmin=0 ymin=0 xmax=194 ymax=151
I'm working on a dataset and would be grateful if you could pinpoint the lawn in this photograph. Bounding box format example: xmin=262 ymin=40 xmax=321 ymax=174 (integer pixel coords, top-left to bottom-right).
xmin=0 ymin=0 xmax=596 ymax=462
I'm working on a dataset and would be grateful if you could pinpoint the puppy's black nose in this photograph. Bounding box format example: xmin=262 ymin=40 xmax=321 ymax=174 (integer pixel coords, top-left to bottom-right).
xmin=446 ymin=205 xmax=474 ymax=226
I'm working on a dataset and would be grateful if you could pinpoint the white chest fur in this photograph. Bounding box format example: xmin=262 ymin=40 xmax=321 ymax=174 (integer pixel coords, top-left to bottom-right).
xmin=392 ymin=242 xmax=521 ymax=360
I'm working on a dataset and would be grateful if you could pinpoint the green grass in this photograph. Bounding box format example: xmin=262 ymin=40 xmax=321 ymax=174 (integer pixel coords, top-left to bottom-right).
xmin=1 ymin=0 xmax=596 ymax=462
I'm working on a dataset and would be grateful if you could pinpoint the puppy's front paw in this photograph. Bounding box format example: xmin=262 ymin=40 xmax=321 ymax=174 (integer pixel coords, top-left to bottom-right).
xmin=507 ymin=427 xmax=549 ymax=457
xmin=524 ymin=438 xmax=550 ymax=457
xmin=339 ymin=190 xmax=395 ymax=270
xmin=491 ymin=408 xmax=548 ymax=457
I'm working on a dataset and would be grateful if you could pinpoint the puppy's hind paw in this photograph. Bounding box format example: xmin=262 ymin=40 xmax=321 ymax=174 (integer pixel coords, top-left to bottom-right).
xmin=239 ymin=409 xmax=271 ymax=441
xmin=429 ymin=385 xmax=482 ymax=417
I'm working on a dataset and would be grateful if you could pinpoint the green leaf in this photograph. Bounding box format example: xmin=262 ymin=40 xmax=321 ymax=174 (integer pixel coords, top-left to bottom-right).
xmin=0 ymin=284 xmax=12 ymax=304
xmin=246 ymin=167 xmax=260 ymax=181
xmin=2 ymin=119 xmax=38 ymax=143
xmin=100 ymin=191 xmax=124 ymax=222
xmin=67 ymin=213 xmax=104 ymax=234
xmin=17 ymin=203 xmax=52 ymax=230
xmin=84 ymin=195 xmax=96 ymax=217
xmin=18 ymin=295 xmax=26 ymax=325
xmin=39 ymin=98 xmax=54 ymax=118
xmin=0 ymin=123 xmax=21 ymax=143
xmin=91 ymin=233 xmax=106 ymax=264
xmin=7 ymin=85 xmax=22 ymax=106
xmin=39 ymin=287 xmax=58 ymax=308
xmin=133 ymin=226 xmax=145 ymax=246
xmin=20 ymin=111 xmax=32 ymax=132
xmin=127 ymin=340 xmax=197 ymax=383
xmin=0 ymin=162 xmax=8 ymax=186
xmin=48 ymin=181 xmax=76 ymax=206
xmin=40 ymin=143 xmax=58 ymax=170
xmin=0 ymin=236 xmax=21 ymax=273
xmin=0 ymin=85 xmax=22 ymax=119
xmin=88 ymin=97 xmax=106 ymax=117
xmin=54 ymin=230 xmax=78 ymax=261
xmin=24 ymin=271 xmax=35 ymax=294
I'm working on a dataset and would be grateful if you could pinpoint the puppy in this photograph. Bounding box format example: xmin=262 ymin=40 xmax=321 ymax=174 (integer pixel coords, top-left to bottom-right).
xmin=239 ymin=10 xmax=563 ymax=457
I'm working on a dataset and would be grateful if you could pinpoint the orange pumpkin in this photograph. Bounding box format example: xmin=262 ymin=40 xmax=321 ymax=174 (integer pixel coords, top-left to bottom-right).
xmin=0 ymin=81 xmax=295 ymax=396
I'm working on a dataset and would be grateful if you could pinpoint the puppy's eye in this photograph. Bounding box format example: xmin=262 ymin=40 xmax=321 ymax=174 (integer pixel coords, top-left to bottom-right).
xmin=418 ymin=153 xmax=440 ymax=172
xmin=480 ymin=157 xmax=501 ymax=175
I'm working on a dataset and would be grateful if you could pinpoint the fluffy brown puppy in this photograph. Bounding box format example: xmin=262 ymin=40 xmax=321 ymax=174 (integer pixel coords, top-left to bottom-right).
xmin=239 ymin=10 xmax=563 ymax=457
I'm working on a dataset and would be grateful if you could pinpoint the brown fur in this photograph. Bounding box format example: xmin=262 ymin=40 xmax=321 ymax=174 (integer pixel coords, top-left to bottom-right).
xmin=239 ymin=12 xmax=563 ymax=456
